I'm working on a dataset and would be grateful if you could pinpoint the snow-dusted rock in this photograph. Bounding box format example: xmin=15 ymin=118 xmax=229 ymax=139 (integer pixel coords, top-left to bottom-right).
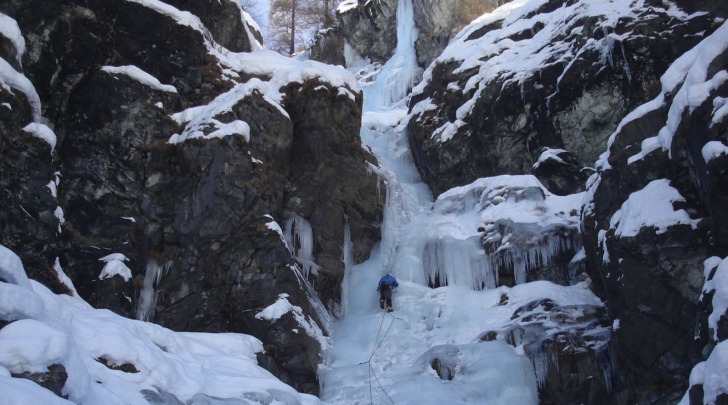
xmin=0 ymin=0 xmax=383 ymax=395
xmin=581 ymin=13 xmax=728 ymax=404
xmin=407 ymin=0 xmax=721 ymax=196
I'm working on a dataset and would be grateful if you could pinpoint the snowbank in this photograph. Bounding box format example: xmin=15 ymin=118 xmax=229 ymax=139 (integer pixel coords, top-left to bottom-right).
xmin=0 ymin=244 xmax=321 ymax=404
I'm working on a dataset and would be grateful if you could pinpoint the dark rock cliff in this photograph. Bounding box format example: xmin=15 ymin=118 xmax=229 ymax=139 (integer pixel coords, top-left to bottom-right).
xmin=336 ymin=0 xmax=398 ymax=65
xmin=407 ymin=0 xmax=720 ymax=197
xmin=581 ymin=19 xmax=728 ymax=401
xmin=0 ymin=0 xmax=382 ymax=395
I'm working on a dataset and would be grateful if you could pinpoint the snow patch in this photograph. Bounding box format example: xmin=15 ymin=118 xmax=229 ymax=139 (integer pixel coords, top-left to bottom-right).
xmin=22 ymin=123 xmax=56 ymax=153
xmin=101 ymin=65 xmax=177 ymax=93
xmin=702 ymin=140 xmax=728 ymax=163
xmin=98 ymin=253 xmax=132 ymax=282
xmin=0 ymin=245 xmax=322 ymax=404
xmin=609 ymin=179 xmax=701 ymax=238
xmin=0 ymin=13 xmax=25 ymax=65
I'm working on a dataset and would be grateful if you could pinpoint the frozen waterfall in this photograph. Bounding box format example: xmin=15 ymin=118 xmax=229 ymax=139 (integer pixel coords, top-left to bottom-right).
xmin=321 ymin=1 xmax=601 ymax=403
xmin=360 ymin=0 xmax=423 ymax=111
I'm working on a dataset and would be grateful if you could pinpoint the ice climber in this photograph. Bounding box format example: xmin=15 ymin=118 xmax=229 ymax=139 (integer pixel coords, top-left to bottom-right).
xmin=377 ymin=274 xmax=398 ymax=312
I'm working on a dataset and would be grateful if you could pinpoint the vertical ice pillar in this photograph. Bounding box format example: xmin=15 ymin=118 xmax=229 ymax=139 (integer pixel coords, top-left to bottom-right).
xmin=341 ymin=216 xmax=354 ymax=316
xmin=137 ymin=258 xmax=162 ymax=322
xmin=363 ymin=0 xmax=422 ymax=110
xmin=378 ymin=165 xmax=413 ymax=276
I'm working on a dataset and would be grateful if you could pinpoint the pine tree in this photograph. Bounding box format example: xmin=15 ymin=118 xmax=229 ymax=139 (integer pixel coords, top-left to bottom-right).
xmin=268 ymin=0 xmax=338 ymax=55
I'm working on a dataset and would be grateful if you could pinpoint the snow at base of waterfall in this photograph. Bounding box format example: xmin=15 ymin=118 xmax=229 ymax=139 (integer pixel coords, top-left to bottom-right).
xmin=0 ymin=245 xmax=322 ymax=405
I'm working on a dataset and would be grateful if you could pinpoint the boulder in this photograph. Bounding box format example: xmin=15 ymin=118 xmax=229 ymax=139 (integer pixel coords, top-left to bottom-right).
xmin=532 ymin=148 xmax=594 ymax=196
xmin=12 ymin=364 xmax=68 ymax=398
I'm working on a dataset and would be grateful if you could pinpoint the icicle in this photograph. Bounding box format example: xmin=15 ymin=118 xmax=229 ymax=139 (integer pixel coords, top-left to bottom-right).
xmin=514 ymin=256 xmax=527 ymax=285
xmin=568 ymin=248 xmax=586 ymax=285
xmin=601 ymin=28 xmax=615 ymax=68
xmin=137 ymin=258 xmax=162 ymax=322
xmin=596 ymin=346 xmax=617 ymax=395
xmin=422 ymin=235 xmax=496 ymax=290
xmin=341 ymin=215 xmax=354 ymax=316
xmin=283 ymin=211 xmax=321 ymax=278
xmin=529 ymin=345 xmax=559 ymax=389
xmin=344 ymin=41 xmax=370 ymax=69
xmin=485 ymin=224 xmax=582 ymax=286
xmin=618 ymin=41 xmax=632 ymax=83
xmin=289 ymin=263 xmax=334 ymax=336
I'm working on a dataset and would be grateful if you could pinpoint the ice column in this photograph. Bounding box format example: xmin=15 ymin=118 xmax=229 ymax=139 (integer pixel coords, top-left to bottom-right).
xmin=341 ymin=217 xmax=354 ymax=316
xmin=363 ymin=0 xmax=422 ymax=110
xmin=378 ymin=167 xmax=411 ymax=275
xmin=137 ymin=258 xmax=163 ymax=322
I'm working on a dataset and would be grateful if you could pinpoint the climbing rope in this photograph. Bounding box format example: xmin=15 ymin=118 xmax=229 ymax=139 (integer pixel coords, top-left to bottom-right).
xmin=357 ymin=310 xmax=399 ymax=405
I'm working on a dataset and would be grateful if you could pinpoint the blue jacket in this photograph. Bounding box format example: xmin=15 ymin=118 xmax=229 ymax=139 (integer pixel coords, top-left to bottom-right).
xmin=378 ymin=274 xmax=398 ymax=288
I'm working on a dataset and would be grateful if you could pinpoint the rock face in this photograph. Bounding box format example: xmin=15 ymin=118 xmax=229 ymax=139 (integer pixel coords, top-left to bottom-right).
xmin=480 ymin=298 xmax=616 ymax=404
xmin=0 ymin=0 xmax=382 ymax=395
xmin=336 ymin=0 xmax=398 ymax=64
xmin=407 ymin=0 xmax=719 ymax=197
xmin=309 ymin=28 xmax=347 ymax=67
xmin=411 ymin=0 xmax=507 ymax=68
xmin=327 ymin=0 xmax=509 ymax=70
xmin=581 ymin=17 xmax=728 ymax=401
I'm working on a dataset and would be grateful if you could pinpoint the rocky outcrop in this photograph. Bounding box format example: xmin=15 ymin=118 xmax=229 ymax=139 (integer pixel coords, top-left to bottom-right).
xmin=330 ymin=0 xmax=510 ymax=70
xmin=411 ymin=0 xmax=507 ymax=68
xmin=407 ymin=0 xmax=719 ymax=196
xmin=336 ymin=0 xmax=398 ymax=64
xmin=480 ymin=298 xmax=616 ymax=404
xmin=0 ymin=0 xmax=382 ymax=395
xmin=309 ymin=28 xmax=346 ymax=67
xmin=164 ymin=0 xmax=261 ymax=52
xmin=532 ymin=148 xmax=593 ymax=196
xmin=12 ymin=363 xmax=68 ymax=398
xmin=581 ymin=16 xmax=728 ymax=404
xmin=280 ymin=79 xmax=383 ymax=311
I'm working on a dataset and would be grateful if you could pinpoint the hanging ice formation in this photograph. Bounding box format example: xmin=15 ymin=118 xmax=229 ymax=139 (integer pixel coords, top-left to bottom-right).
xmin=361 ymin=0 xmax=423 ymax=111
xmin=340 ymin=216 xmax=355 ymax=316
xmin=289 ymin=260 xmax=334 ymax=336
xmin=422 ymin=236 xmax=497 ymax=289
xmin=483 ymin=221 xmax=582 ymax=285
xmin=420 ymin=177 xmax=584 ymax=290
xmin=136 ymin=258 xmax=168 ymax=322
xmin=283 ymin=211 xmax=320 ymax=278
xmin=568 ymin=247 xmax=587 ymax=285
